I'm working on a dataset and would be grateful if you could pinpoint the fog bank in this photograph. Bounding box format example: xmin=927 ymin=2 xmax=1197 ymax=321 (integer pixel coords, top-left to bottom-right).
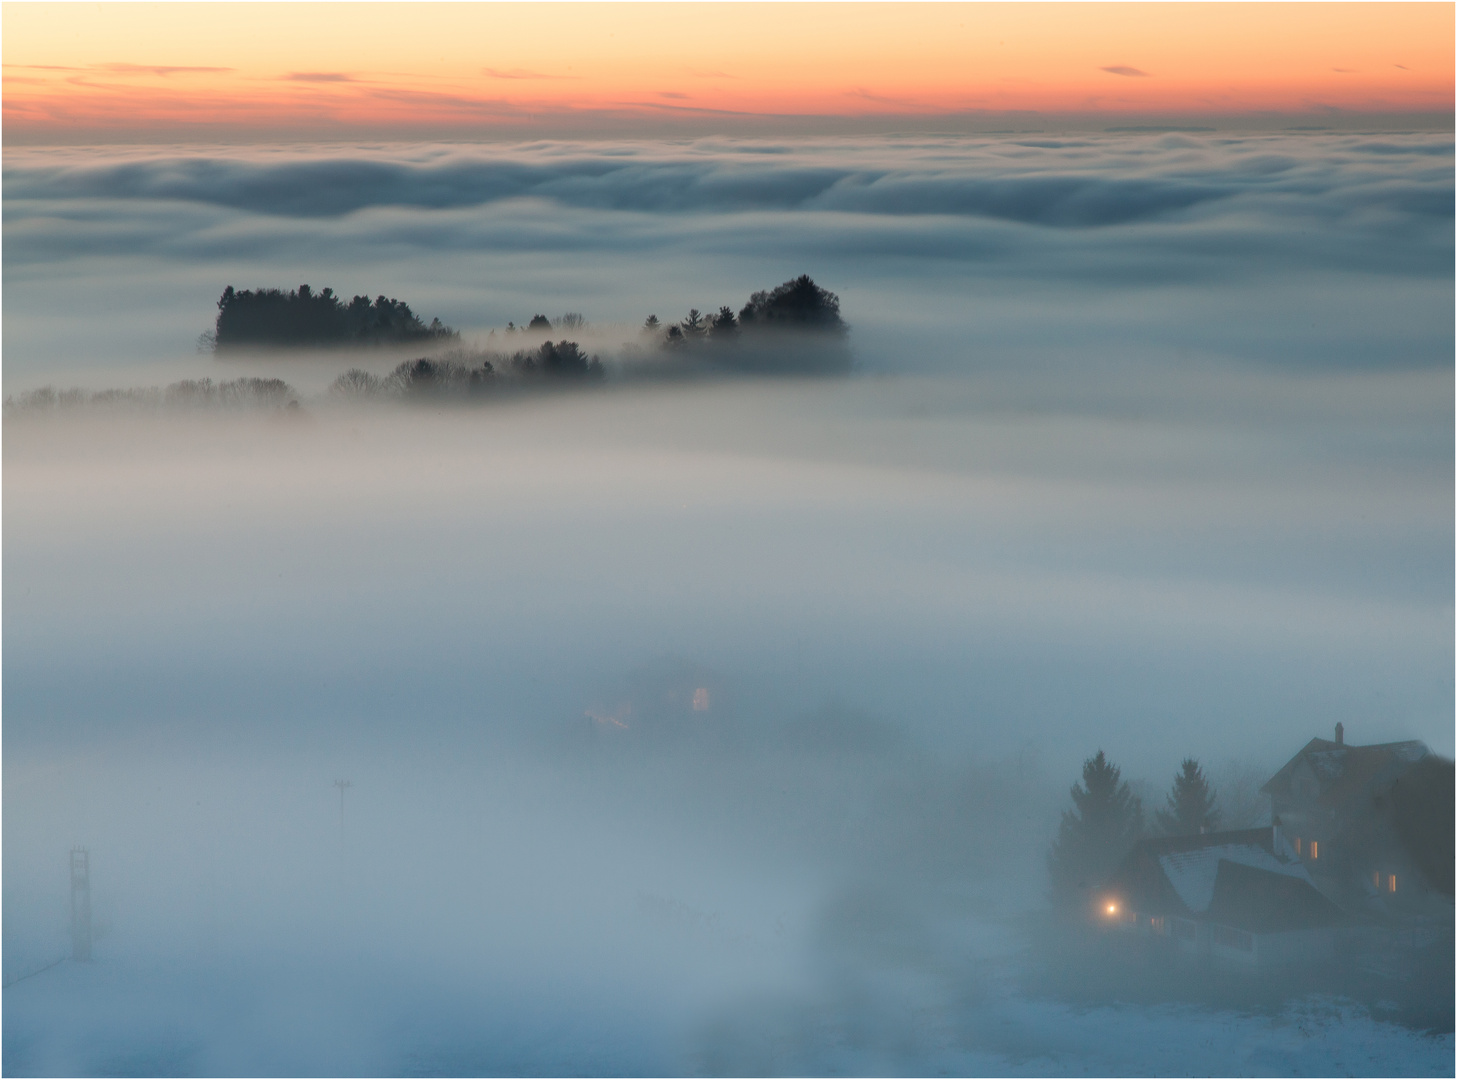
xmin=4 ymin=130 xmax=1452 ymax=1075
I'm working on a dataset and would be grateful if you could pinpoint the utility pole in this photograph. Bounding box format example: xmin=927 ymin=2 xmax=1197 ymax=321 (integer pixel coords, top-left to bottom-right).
xmin=70 ymin=848 xmax=92 ymax=961
xmin=334 ymin=780 xmax=352 ymax=849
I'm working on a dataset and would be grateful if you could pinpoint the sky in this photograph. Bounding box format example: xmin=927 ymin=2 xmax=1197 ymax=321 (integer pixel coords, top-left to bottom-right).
xmin=3 ymin=3 xmax=1453 ymax=142
xmin=3 ymin=4 xmax=1453 ymax=1076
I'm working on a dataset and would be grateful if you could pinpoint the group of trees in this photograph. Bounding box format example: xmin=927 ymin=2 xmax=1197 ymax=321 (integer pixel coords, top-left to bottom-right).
xmin=198 ymin=274 xmax=850 ymax=399
xmin=641 ymin=275 xmax=852 ymax=374
xmin=211 ymin=285 xmax=457 ymax=349
xmin=1048 ymin=752 xmax=1220 ymax=906
xmin=330 ymin=340 xmax=603 ymax=399
xmin=645 ymin=275 xmax=847 ymax=341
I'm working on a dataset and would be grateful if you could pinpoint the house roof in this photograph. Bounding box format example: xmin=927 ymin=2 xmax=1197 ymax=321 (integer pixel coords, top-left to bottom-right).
xmin=1157 ymin=842 xmax=1310 ymax=915
xmin=1206 ymin=858 xmax=1346 ymax=934
xmin=1107 ymin=828 xmax=1284 ymax=917
xmin=1106 ymin=827 xmax=1342 ymax=934
xmin=1261 ymin=737 xmax=1430 ymax=808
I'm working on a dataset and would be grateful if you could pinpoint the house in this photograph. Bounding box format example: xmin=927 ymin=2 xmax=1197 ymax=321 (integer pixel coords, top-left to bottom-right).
xmin=1099 ymin=726 xmax=1453 ymax=976
xmin=1099 ymin=827 xmax=1345 ymax=971
xmin=1261 ymin=724 xmax=1452 ymax=923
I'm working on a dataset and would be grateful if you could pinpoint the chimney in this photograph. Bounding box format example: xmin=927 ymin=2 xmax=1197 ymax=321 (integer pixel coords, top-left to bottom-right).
xmin=1335 ymin=722 xmax=1344 ymax=746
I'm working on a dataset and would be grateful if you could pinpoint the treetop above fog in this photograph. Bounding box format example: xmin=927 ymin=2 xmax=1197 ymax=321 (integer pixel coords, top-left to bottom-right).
xmin=645 ymin=275 xmax=851 ymax=374
xmin=737 ymin=275 xmax=846 ymax=334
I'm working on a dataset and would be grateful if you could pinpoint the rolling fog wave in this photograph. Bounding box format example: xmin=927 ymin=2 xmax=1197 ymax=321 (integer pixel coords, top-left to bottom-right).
xmin=5 ymin=133 xmax=1451 ymax=224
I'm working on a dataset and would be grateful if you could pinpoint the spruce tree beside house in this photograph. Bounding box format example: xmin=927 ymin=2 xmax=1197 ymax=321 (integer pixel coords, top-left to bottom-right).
xmin=1048 ymin=750 xmax=1144 ymax=907
xmin=1154 ymin=758 xmax=1221 ymax=836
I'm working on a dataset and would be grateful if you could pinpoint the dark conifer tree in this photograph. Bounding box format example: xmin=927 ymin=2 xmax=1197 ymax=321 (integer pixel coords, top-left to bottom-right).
xmin=1155 ymin=758 xmax=1220 ymax=836
xmin=1048 ymin=750 xmax=1144 ymax=906
xmin=710 ymin=306 xmax=739 ymax=340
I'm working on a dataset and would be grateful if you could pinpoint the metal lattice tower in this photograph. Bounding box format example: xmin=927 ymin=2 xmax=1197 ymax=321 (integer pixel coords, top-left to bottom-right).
xmin=70 ymin=848 xmax=92 ymax=961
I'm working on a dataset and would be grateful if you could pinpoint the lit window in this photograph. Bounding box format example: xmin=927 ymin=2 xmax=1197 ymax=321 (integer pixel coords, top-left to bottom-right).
xmin=1294 ymin=836 xmax=1302 ymax=856
xmin=1310 ymin=841 xmax=1318 ymax=860
xmin=1389 ymin=874 xmax=1397 ymax=893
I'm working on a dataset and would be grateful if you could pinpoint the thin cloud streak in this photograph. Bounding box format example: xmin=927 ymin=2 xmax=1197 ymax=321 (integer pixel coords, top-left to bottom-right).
xmin=94 ymin=62 xmax=235 ymax=76
xmin=481 ymin=67 xmax=576 ymax=80
xmin=285 ymin=72 xmax=356 ymax=83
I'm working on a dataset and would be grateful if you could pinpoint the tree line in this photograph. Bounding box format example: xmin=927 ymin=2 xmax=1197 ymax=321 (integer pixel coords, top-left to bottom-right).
xmin=209 ymin=285 xmax=457 ymax=349
xmin=4 ymin=377 xmax=300 ymax=415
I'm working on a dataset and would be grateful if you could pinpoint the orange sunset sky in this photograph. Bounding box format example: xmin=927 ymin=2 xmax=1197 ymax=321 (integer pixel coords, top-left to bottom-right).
xmin=3 ymin=3 xmax=1452 ymax=141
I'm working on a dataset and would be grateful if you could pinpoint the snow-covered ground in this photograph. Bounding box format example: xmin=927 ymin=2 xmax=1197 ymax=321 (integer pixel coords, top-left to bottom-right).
xmin=6 ymin=903 xmax=1451 ymax=1077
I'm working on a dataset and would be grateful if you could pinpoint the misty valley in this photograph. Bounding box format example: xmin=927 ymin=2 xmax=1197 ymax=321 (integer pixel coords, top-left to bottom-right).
xmin=5 ymin=128 xmax=1453 ymax=1076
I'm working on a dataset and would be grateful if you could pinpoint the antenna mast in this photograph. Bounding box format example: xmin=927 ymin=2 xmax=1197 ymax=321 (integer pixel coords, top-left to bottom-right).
xmin=334 ymin=779 xmax=352 ymax=848
xmin=70 ymin=848 xmax=92 ymax=961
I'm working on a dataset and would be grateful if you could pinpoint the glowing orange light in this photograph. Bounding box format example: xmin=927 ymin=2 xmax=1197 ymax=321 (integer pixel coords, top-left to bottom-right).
xmin=1106 ymin=903 xmax=1118 ymax=915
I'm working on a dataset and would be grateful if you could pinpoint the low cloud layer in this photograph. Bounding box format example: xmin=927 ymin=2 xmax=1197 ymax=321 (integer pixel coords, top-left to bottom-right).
xmin=3 ymin=133 xmax=1450 ymax=383
xmin=6 ymin=132 xmax=1451 ymax=223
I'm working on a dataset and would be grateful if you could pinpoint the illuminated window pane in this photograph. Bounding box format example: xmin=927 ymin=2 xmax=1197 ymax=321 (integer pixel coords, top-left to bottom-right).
xmin=1389 ymin=874 xmax=1397 ymax=893
xmin=1310 ymin=841 xmax=1318 ymax=859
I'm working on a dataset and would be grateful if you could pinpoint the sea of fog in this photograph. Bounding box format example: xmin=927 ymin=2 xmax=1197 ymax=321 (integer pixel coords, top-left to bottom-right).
xmin=4 ymin=132 xmax=1453 ymax=1075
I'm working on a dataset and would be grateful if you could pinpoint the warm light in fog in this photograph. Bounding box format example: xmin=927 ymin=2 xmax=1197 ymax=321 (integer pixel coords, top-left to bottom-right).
xmin=1106 ymin=902 xmax=1118 ymax=915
